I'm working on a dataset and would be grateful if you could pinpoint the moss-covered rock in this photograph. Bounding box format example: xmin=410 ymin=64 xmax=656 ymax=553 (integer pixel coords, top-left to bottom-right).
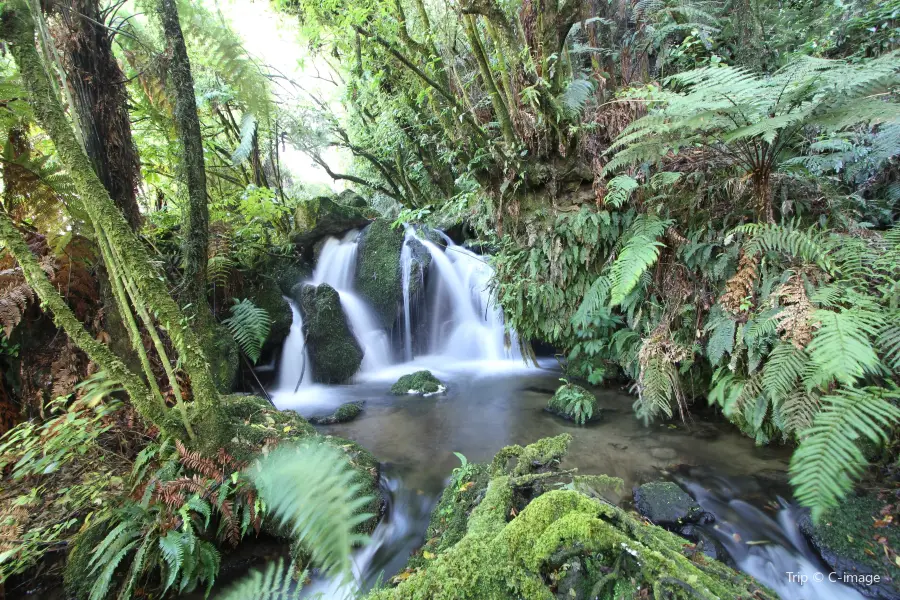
xmin=366 ymin=435 xmax=774 ymax=600
xmin=355 ymin=219 xmax=405 ymax=330
xmin=220 ymin=394 xmax=383 ymax=537
xmin=335 ymin=189 xmax=369 ymax=208
xmin=799 ymin=493 xmax=900 ymax=599
xmin=308 ymin=401 xmax=364 ymax=425
xmin=292 ymin=195 xmax=370 ymax=252
xmin=633 ymin=481 xmax=711 ymax=528
xmin=545 ymin=384 xmax=601 ymax=425
xmin=391 ymin=370 xmax=445 ymax=396
xmin=296 ymin=282 xmax=364 ymax=384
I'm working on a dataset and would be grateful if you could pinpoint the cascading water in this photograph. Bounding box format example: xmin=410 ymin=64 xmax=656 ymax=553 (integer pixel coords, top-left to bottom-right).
xmin=274 ymin=225 xmax=524 ymax=398
xmin=401 ymin=228 xmax=521 ymax=363
xmin=680 ymin=476 xmax=866 ymax=600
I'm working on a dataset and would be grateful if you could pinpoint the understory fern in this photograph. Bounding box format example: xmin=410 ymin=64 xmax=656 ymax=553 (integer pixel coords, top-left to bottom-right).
xmin=223 ymin=298 xmax=271 ymax=363
xmin=215 ymin=560 xmax=302 ymax=600
xmin=790 ymin=386 xmax=900 ymax=519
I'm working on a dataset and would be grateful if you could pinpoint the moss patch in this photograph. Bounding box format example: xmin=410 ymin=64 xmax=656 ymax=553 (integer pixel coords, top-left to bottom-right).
xmin=308 ymin=401 xmax=364 ymax=425
xmin=391 ymin=370 xmax=445 ymax=396
xmin=355 ymin=219 xmax=405 ymax=330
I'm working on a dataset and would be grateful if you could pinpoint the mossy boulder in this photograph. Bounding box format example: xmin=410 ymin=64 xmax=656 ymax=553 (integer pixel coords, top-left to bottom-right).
xmin=391 ymin=370 xmax=445 ymax=396
xmin=355 ymin=219 xmax=405 ymax=330
xmin=220 ymin=394 xmax=383 ymax=537
xmin=366 ymin=435 xmax=775 ymax=600
xmin=799 ymin=493 xmax=900 ymax=599
xmin=545 ymin=384 xmax=601 ymax=424
xmin=633 ymin=481 xmax=712 ymax=528
xmin=296 ymin=282 xmax=364 ymax=384
xmin=308 ymin=401 xmax=364 ymax=425
xmin=335 ymin=189 xmax=369 ymax=208
xmin=292 ymin=194 xmax=370 ymax=252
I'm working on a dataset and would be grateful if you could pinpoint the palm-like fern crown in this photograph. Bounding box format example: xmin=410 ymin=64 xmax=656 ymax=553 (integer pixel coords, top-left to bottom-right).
xmin=603 ymin=52 xmax=900 ymax=175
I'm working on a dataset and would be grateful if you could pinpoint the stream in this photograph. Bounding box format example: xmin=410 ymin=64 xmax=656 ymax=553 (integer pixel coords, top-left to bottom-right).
xmin=268 ymin=227 xmax=865 ymax=600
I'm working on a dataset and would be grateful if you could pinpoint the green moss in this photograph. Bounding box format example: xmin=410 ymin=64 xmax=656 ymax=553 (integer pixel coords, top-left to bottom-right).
xmin=334 ymin=402 xmax=363 ymax=422
xmin=222 ymin=394 xmax=316 ymax=461
xmin=491 ymin=433 xmax=572 ymax=477
xmin=246 ymin=277 xmax=293 ymax=345
xmin=391 ymin=370 xmax=445 ymax=396
xmin=355 ymin=219 xmax=405 ymax=330
xmin=323 ymin=435 xmax=383 ymax=535
xmin=365 ymin=436 xmax=776 ymax=600
xmin=298 ymin=283 xmax=364 ymax=383
xmin=205 ymin=322 xmax=240 ymax=393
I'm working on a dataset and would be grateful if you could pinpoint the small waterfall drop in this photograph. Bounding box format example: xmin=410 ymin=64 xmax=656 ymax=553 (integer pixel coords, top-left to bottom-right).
xmin=275 ymin=301 xmax=312 ymax=390
xmin=407 ymin=230 xmax=521 ymax=362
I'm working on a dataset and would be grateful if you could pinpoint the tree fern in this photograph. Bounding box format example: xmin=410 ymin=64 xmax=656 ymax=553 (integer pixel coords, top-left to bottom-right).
xmin=790 ymin=386 xmax=900 ymax=519
xmin=223 ymin=298 xmax=271 ymax=363
xmin=249 ymin=441 xmax=374 ymax=576
xmin=230 ymin=113 xmax=257 ymax=166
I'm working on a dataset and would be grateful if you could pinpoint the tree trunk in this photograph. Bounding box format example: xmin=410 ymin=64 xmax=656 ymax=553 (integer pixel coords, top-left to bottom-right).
xmin=0 ymin=0 xmax=224 ymax=448
xmin=157 ymin=0 xmax=209 ymax=311
xmin=52 ymin=0 xmax=143 ymax=230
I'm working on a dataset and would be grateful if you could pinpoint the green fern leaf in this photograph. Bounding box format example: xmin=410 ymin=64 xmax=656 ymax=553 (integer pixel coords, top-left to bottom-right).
xmin=223 ymin=298 xmax=271 ymax=363
xmin=790 ymin=386 xmax=900 ymax=519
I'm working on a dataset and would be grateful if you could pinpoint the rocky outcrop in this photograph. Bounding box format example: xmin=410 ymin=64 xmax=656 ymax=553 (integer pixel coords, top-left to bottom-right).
xmin=405 ymin=237 xmax=432 ymax=298
xmin=799 ymin=494 xmax=900 ymax=599
xmin=292 ymin=194 xmax=370 ymax=253
xmin=391 ymin=370 xmax=445 ymax=396
xmin=295 ymin=282 xmax=364 ymax=384
xmin=355 ymin=219 xmax=405 ymax=330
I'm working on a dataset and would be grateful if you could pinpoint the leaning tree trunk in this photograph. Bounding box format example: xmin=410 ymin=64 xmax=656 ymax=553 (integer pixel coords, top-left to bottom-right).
xmin=52 ymin=0 xmax=142 ymax=230
xmin=0 ymin=0 xmax=224 ymax=448
xmin=157 ymin=0 xmax=209 ymax=311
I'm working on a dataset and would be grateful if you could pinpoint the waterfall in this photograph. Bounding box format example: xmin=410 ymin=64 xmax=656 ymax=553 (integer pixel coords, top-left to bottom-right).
xmin=275 ymin=300 xmax=312 ymax=390
xmin=405 ymin=230 xmax=521 ymax=362
xmin=275 ymin=224 xmax=524 ymax=395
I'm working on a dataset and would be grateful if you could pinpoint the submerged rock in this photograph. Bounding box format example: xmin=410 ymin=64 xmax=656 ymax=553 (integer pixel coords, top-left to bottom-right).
xmin=799 ymin=494 xmax=900 ymax=599
xmin=391 ymin=370 xmax=445 ymax=396
xmin=292 ymin=195 xmax=370 ymax=252
xmin=545 ymin=383 xmax=601 ymax=424
xmin=296 ymin=282 xmax=364 ymax=384
xmin=355 ymin=219 xmax=405 ymax=330
xmin=366 ymin=435 xmax=775 ymax=600
xmin=308 ymin=401 xmax=364 ymax=425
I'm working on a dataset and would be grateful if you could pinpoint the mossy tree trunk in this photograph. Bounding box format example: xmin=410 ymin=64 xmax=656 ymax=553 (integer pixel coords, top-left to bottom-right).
xmin=50 ymin=0 xmax=143 ymax=230
xmin=157 ymin=0 xmax=209 ymax=312
xmin=0 ymin=0 xmax=224 ymax=448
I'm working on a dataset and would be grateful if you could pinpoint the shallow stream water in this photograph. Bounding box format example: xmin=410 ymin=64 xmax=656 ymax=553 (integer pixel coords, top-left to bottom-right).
xmin=272 ymin=358 xmax=865 ymax=600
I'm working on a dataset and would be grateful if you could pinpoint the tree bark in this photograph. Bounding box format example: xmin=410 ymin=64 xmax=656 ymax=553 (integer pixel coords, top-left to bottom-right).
xmin=52 ymin=0 xmax=143 ymax=230
xmin=157 ymin=0 xmax=209 ymax=311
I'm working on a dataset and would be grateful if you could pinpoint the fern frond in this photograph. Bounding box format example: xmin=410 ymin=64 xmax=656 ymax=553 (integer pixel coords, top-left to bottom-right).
xmin=790 ymin=386 xmax=900 ymax=519
xmin=609 ymin=215 xmax=669 ymax=305
xmin=806 ymin=307 xmax=884 ymax=388
xmin=230 ymin=113 xmax=257 ymax=166
xmin=223 ymin=298 xmax=271 ymax=363
xmin=249 ymin=442 xmax=374 ymax=576
xmin=604 ymin=175 xmax=639 ymax=208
